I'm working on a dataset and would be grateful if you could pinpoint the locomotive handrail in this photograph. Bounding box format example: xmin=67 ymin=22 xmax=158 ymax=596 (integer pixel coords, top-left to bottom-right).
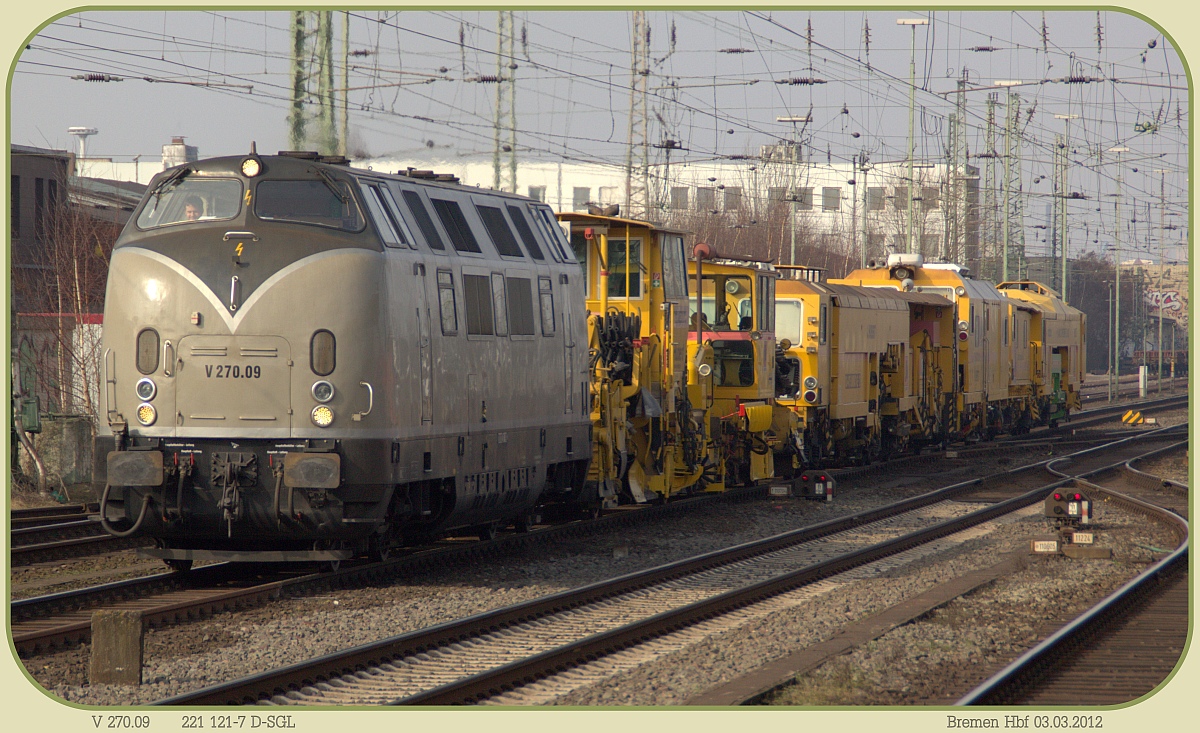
xmin=352 ymin=381 xmax=374 ymax=421
xmin=222 ymin=231 xmax=260 ymax=241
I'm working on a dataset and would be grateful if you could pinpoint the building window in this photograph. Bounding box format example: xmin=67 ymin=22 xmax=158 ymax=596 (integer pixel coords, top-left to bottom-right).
xmin=867 ymin=187 xmax=885 ymax=211
xmin=598 ymin=186 xmax=619 ymax=205
xmin=670 ymin=187 xmax=689 ymax=210
xmin=893 ymin=186 xmax=909 ymax=210
xmin=796 ymin=187 xmax=813 ymax=211
xmin=527 ymin=185 xmax=546 ymax=202
xmin=723 ymin=187 xmax=743 ymax=211
xmin=921 ymin=186 xmax=940 ymax=210
xmin=572 ymin=187 xmax=591 ymax=211
xmin=10 ymin=175 xmax=19 ymax=240
xmin=34 ymin=177 xmax=44 ymax=240
xmin=921 ymin=234 xmax=939 ymax=252
xmin=696 ymin=187 xmax=715 ymax=212
xmin=768 ymin=187 xmax=788 ymax=204
xmin=822 ymin=187 xmax=841 ymax=212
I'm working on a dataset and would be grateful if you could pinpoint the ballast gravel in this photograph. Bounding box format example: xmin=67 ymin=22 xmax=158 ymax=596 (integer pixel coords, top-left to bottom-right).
xmin=22 ymin=444 xmax=1183 ymax=707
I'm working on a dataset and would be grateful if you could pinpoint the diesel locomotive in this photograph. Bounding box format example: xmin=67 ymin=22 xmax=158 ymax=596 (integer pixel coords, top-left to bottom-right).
xmin=95 ymin=151 xmax=592 ymax=567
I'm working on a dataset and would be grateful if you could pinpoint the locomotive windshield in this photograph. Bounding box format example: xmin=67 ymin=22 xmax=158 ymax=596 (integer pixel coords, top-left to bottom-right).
xmin=254 ymin=179 xmax=365 ymax=232
xmin=136 ymin=177 xmax=243 ymax=229
xmin=689 ymin=274 xmax=754 ymax=331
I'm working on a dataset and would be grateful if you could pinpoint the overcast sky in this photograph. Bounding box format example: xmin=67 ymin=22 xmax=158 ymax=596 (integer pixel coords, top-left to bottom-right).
xmin=7 ymin=7 xmax=1189 ymax=261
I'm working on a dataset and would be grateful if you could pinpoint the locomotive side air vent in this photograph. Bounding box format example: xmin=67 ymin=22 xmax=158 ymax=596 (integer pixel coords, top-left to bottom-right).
xmin=277 ymin=150 xmax=321 ymax=159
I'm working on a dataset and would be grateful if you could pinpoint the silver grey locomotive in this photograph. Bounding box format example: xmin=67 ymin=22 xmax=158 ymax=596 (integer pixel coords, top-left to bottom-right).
xmin=95 ymin=151 xmax=591 ymax=568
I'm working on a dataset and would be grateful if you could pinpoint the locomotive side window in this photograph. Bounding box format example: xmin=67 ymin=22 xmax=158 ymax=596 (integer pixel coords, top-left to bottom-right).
xmin=491 ymin=274 xmax=509 ymax=337
xmin=360 ymin=183 xmax=405 ymax=248
xmin=507 ymin=277 xmax=536 ymax=335
xmin=463 ymin=275 xmax=495 ymax=336
xmin=255 ymin=179 xmax=364 ymax=232
xmin=437 ymin=270 xmax=458 ymax=335
xmin=819 ymin=304 xmax=828 ymax=344
xmin=506 ymin=205 xmax=544 ymax=260
xmin=476 ymin=205 xmax=525 ymax=257
xmin=378 ymin=186 xmax=418 ymax=247
xmin=538 ymin=277 xmax=556 ymax=336
xmin=136 ymin=178 xmax=242 ymax=229
xmin=532 ymin=205 xmax=574 ymax=261
xmin=430 ymin=198 xmax=483 ymax=254
xmin=399 ymin=189 xmax=446 ymax=251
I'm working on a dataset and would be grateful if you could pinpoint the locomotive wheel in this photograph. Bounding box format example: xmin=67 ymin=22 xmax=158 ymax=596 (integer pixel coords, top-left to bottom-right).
xmin=164 ymin=558 xmax=193 ymax=572
xmin=474 ymin=522 xmax=498 ymax=541
xmin=513 ymin=513 xmax=536 ymax=533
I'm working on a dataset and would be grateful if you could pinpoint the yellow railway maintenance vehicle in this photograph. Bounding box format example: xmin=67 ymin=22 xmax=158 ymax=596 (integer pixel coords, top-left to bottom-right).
xmin=839 ymin=254 xmax=1085 ymax=439
xmin=688 ymin=242 xmax=780 ymax=490
xmin=995 ymin=281 xmax=1086 ymax=427
xmin=557 ymin=212 xmax=781 ymax=505
xmin=773 ymin=267 xmax=957 ymax=483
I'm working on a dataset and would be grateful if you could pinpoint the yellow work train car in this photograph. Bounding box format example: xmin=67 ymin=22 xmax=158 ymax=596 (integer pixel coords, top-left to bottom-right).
xmin=557 ymin=212 xmax=782 ymax=506
xmin=774 ymin=269 xmax=955 ymax=478
xmin=997 ymin=281 xmax=1087 ymax=424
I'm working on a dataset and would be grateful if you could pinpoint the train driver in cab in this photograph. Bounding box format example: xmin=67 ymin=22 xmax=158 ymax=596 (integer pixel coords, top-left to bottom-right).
xmin=182 ymin=196 xmax=203 ymax=221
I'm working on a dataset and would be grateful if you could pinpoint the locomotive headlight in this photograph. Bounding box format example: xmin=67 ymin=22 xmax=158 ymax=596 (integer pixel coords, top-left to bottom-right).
xmin=804 ymin=376 xmax=818 ymax=389
xmin=958 ymin=320 xmax=969 ymax=331
xmin=135 ymin=377 xmax=157 ymax=402
xmin=955 ymin=286 xmax=967 ymax=296
xmin=241 ymin=158 xmax=262 ymax=177
xmin=311 ymin=405 xmax=335 ymax=427
xmin=311 ymin=381 xmax=335 ymax=403
xmin=136 ymin=403 xmax=157 ymax=426
xmin=697 ymin=363 xmax=713 ymax=377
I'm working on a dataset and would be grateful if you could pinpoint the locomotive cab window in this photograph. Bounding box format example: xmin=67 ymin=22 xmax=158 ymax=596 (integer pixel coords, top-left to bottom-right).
xmin=255 ymin=179 xmax=365 ymax=231
xmin=660 ymin=234 xmax=688 ymax=299
xmin=136 ymin=177 xmax=242 ymax=229
xmin=607 ymin=238 xmax=642 ymax=298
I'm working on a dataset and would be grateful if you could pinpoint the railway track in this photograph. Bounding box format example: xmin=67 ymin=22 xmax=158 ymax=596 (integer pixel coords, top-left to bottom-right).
xmin=10 ymin=503 xmax=99 ymax=529
xmin=957 ymin=441 xmax=1188 ymax=706
xmin=153 ymin=424 xmax=1183 ymax=706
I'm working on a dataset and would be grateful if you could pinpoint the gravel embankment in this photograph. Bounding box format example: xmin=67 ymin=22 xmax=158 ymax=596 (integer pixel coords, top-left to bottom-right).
xmin=20 ymin=433 xmax=1184 ymax=707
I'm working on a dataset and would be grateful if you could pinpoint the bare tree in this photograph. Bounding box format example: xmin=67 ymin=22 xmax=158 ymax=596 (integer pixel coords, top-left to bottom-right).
xmin=11 ymin=197 xmax=117 ymax=422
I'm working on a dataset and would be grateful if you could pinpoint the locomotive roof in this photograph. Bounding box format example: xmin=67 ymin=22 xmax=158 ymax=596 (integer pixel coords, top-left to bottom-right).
xmin=821 ymin=281 xmax=952 ymax=310
xmin=557 ymin=211 xmax=689 ymax=236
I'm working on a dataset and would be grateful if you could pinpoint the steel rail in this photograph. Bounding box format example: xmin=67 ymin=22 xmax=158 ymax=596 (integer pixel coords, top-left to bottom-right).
xmin=155 ymin=427 xmax=1180 ymax=706
xmin=956 ymin=439 xmax=1190 ymax=706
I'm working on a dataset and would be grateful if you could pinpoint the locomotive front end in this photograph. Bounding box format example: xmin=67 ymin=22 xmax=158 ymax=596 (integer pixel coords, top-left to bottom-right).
xmin=96 ymin=153 xmax=391 ymax=566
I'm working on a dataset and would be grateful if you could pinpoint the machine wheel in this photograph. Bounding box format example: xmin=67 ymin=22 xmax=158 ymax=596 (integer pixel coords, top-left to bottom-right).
xmin=164 ymin=558 xmax=193 ymax=572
